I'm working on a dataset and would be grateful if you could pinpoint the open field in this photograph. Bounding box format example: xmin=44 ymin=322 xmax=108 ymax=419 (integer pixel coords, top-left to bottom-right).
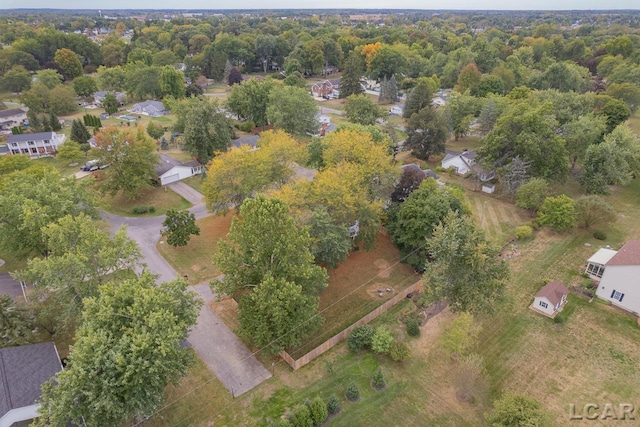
xmin=99 ymin=185 xmax=191 ymax=217
xmin=156 ymin=213 xmax=234 ymax=284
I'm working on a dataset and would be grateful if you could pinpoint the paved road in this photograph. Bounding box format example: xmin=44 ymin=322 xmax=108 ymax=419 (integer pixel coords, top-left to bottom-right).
xmin=317 ymin=106 xmax=345 ymax=116
xmin=103 ymin=183 xmax=271 ymax=395
xmin=168 ymin=181 xmax=203 ymax=205
xmin=0 ymin=273 xmax=23 ymax=301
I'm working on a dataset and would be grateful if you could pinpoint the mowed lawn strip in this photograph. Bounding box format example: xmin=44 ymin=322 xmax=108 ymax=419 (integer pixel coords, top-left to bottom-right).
xmin=157 ymin=213 xmax=234 ymax=285
xmin=99 ymin=186 xmax=191 ymax=217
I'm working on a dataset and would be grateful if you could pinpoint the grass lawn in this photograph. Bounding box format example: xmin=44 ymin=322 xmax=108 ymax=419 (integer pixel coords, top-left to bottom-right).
xmin=0 ymin=248 xmax=31 ymax=273
xmin=99 ymin=185 xmax=191 ymax=217
xmin=157 ymin=213 xmax=234 ymax=285
xmin=445 ymin=136 xmax=483 ymax=153
xmin=289 ymin=231 xmax=418 ymax=359
xmin=464 ymin=190 xmax=531 ymax=245
xmin=33 ymin=155 xmax=83 ymax=177
xmin=182 ymin=175 xmax=205 ymax=194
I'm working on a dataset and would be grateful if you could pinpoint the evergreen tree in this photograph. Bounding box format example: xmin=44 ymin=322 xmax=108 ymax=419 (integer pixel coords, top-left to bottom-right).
xmin=228 ymin=67 xmax=242 ymax=85
xmin=70 ymin=119 xmax=92 ymax=144
xmin=478 ymin=99 xmax=499 ymax=134
xmin=379 ymin=75 xmax=398 ymax=104
xmin=403 ymin=80 xmax=433 ymax=118
xmin=49 ymin=112 xmax=62 ymax=131
xmin=339 ymin=53 xmax=364 ymax=99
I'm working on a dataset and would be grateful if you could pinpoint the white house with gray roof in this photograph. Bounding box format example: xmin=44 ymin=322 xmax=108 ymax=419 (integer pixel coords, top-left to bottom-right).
xmin=0 ymin=109 xmax=27 ymax=131
xmin=155 ymin=154 xmax=203 ymax=186
xmin=0 ymin=342 xmax=63 ymax=427
xmin=131 ymin=100 xmax=168 ymax=117
xmin=5 ymin=132 xmax=66 ymax=158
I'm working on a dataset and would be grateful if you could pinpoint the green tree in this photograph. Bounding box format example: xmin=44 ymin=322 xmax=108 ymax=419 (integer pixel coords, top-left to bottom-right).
xmin=600 ymin=98 xmax=631 ymax=133
xmin=309 ymin=396 xmax=328 ymax=425
xmin=95 ymin=65 xmax=127 ymax=91
xmin=368 ymin=45 xmax=406 ymax=81
xmin=35 ymin=272 xmax=201 ymax=427
xmin=35 ymin=69 xmax=63 ymax=89
xmin=54 ymin=48 xmax=83 ymax=80
xmin=267 ymin=85 xmax=318 ymax=136
xmin=0 ymin=169 xmax=97 ymax=255
xmin=607 ymin=83 xmax=640 ymax=113
xmin=213 ymin=196 xmax=328 ymax=297
xmin=441 ymin=312 xmax=480 ymax=357
xmin=537 ymin=195 xmax=577 ymax=230
xmin=226 ymin=78 xmax=275 ymax=127
xmin=403 ymin=80 xmax=433 ymax=119
xmin=371 ymin=326 xmax=394 ymax=355
xmin=575 ymin=195 xmax=617 ymax=229
xmin=255 ymin=34 xmax=276 ymax=73
xmin=345 ymin=94 xmax=384 ymax=126
xmin=72 ymin=75 xmax=97 ymax=98
xmin=455 ymin=63 xmax=481 ymax=93
xmin=378 ymin=75 xmax=398 ymax=104
xmin=305 ymin=207 xmax=351 ymax=269
xmin=237 ymin=274 xmax=322 ymax=354
xmin=48 ymin=85 xmax=77 ymax=115
xmin=56 ymin=140 xmax=84 ymax=163
xmin=152 ymin=50 xmax=178 ymax=67
xmin=423 ymin=213 xmax=508 ymax=313
xmin=563 ymin=113 xmax=606 ymax=170
xmin=1 ymin=67 xmax=31 ymax=92
xmin=404 ymin=106 xmax=448 ymax=161
xmin=15 ymin=214 xmax=141 ymax=329
xmin=485 ymin=393 xmax=550 ymax=427
xmin=176 ymin=97 xmax=232 ymax=166
xmin=146 ymin=120 xmax=164 ymax=140
xmin=515 ymin=178 xmax=549 ymax=211
xmin=124 ymin=63 xmax=161 ymax=100
xmin=0 ymin=294 xmax=33 ymax=348
xmin=162 ymin=209 xmax=200 ymax=247
xmin=70 ymin=119 xmax=92 ymax=144
xmin=339 ymin=53 xmax=364 ymax=98
xmin=159 ymin=65 xmax=186 ymax=99
xmin=91 ymin=126 xmax=159 ymax=199
xmin=103 ymin=92 xmax=119 ymax=115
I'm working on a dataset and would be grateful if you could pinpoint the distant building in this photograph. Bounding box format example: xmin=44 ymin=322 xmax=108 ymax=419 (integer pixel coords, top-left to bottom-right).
xmin=131 ymin=100 xmax=168 ymax=117
xmin=390 ymin=104 xmax=405 ymax=116
xmin=0 ymin=108 xmax=27 ymax=131
xmin=94 ymin=91 xmax=126 ymax=107
xmin=311 ymin=78 xmax=341 ymax=99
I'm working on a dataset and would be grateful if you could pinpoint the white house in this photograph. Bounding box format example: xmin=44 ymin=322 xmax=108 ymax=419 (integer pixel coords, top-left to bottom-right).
xmin=441 ymin=149 xmax=477 ymax=175
xmin=155 ymin=154 xmax=203 ymax=186
xmin=0 ymin=342 xmax=63 ymax=427
xmin=390 ymin=103 xmax=405 ymax=116
xmin=131 ymin=100 xmax=168 ymax=117
xmin=5 ymin=132 xmax=66 ymax=158
xmin=530 ymin=281 xmax=569 ymax=318
xmin=590 ymin=240 xmax=640 ymax=315
xmin=0 ymin=108 xmax=27 ymax=131
xmin=431 ymin=96 xmax=447 ymax=109
xmin=585 ymin=247 xmax=618 ymax=280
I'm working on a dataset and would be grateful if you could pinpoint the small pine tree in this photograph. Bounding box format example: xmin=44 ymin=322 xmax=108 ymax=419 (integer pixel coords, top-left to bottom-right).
xmin=309 ymin=396 xmax=328 ymax=425
xmin=326 ymin=395 xmax=340 ymax=415
xmin=70 ymin=119 xmax=92 ymax=144
xmin=345 ymin=383 xmax=360 ymax=402
xmin=372 ymin=368 xmax=385 ymax=389
xmin=50 ymin=112 xmax=62 ymax=131
xmin=11 ymin=126 xmax=24 ymax=135
xmin=160 ymin=136 xmax=168 ymax=150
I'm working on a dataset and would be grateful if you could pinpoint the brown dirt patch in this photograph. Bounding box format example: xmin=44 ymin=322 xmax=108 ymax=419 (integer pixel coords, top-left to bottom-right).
xmin=365 ymin=283 xmax=397 ymax=300
xmin=373 ymin=258 xmax=391 ymax=278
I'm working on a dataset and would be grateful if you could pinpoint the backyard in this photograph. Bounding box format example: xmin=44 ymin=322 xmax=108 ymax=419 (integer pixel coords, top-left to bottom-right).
xmin=99 ymin=185 xmax=191 ymax=217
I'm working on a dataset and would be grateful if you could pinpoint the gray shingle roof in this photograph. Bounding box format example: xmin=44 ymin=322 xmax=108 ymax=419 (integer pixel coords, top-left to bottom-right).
xmin=155 ymin=154 xmax=201 ymax=177
xmin=0 ymin=342 xmax=62 ymax=417
xmin=0 ymin=146 xmax=8 ymax=155
xmin=0 ymin=109 xmax=26 ymax=119
xmin=6 ymin=132 xmax=55 ymax=143
xmin=231 ymin=135 xmax=260 ymax=149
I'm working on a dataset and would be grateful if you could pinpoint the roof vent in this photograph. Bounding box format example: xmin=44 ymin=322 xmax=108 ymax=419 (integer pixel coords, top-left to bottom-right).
xmin=605 ymin=245 xmax=611 ymax=249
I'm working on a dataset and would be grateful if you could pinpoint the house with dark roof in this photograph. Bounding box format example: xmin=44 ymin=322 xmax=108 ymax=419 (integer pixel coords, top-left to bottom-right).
xmin=5 ymin=132 xmax=66 ymax=158
xmin=311 ymin=78 xmax=341 ymax=98
xmin=0 ymin=109 xmax=27 ymax=131
xmin=155 ymin=154 xmax=203 ymax=186
xmin=231 ymin=134 xmax=260 ymax=149
xmin=93 ymin=91 xmax=126 ymax=107
xmin=131 ymin=100 xmax=168 ymax=117
xmin=0 ymin=342 xmax=63 ymax=426
xmin=400 ymin=163 xmax=440 ymax=181
xmin=530 ymin=281 xmax=569 ymax=318
xmin=589 ymin=241 xmax=640 ymax=315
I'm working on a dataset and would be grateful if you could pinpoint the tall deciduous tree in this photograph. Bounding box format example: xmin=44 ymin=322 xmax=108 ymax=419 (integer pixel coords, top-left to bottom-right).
xmin=226 ymin=78 xmax=275 ymax=126
xmin=212 ymin=195 xmax=328 ymax=297
xmin=515 ymin=178 xmax=550 ymax=212
xmin=0 ymin=294 xmax=33 ymax=348
xmin=575 ymin=195 xmax=617 ymax=229
xmin=35 ymin=69 xmax=63 ymax=89
xmin=159 ymin=65 xmax=186 ymax=99
xmin=15 ymin=214 xmax=141 ymax=328
xmin=146 ymin=120 xmax=164 ymax=140
xmin=423 ymin=213 xmax=508 ymax=313
xmin=35 ymin=273 xmax=201 ymax=427
xmin=0 ymin=169 xmax=97 ymax=255
xmin=162 ymin=209 xmax=200 ymax=247
xmin=175 ymin=96 xmax=232 ymax=166
xmin=91 ymin=126 xmax=159 ymax=199
xmin=0 ymin=67 xmax=31 ymax=92
xmin=305 ymin=207 xmax=352 ymax=269
xmin=72 ymin=75 xmax=97 ymax=98
xmin=102 ymin=92 xmax=119 ymax=115
xmin=266 ymin=85 xmax=318 ymax=137
xmin=345 ymin=94 xmax=384 ymax=126
xmin=537 ymin=195 xmax=577 ymax=230
xmin=563 ymin=113 xmax=606 ymax=170
xmin=54 ymin=48 xmax=83 ymax=80
xmin=56 ymin=140 xmax=84 ymax=163
xmin=404 ymin=106 xmax=448 ymax=161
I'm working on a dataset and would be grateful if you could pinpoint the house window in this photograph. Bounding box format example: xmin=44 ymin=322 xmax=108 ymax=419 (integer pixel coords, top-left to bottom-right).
xmin=11 ymin=143 xmax=17 ymax=147
xmin=28 ymin=141 xmax=35 ymax=145
xmin=586 ymin=263 xmax=605 ymax=278
xmin=44 ymin=140 xmax=50 ymax=144
xmin=611 ymin=290 xmax=625 ymax=302
xmin=30 ymin=148 xmax=37 ymax=153
xmin=539 ymin=301 xmax=548 ymax=309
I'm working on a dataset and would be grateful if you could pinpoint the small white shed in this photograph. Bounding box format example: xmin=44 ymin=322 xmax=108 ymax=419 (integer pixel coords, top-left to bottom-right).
xmin=531 ymin=281 xmax=569 ymax=318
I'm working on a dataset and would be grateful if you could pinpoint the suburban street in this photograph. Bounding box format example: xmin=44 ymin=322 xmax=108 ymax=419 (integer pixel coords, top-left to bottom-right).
xmin=102 ymin=183 xmax=272 ymax=396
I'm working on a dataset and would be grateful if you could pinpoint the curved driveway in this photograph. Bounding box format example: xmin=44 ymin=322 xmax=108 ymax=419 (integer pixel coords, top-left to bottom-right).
xmin=102 ymin=183 xmax=271 ymax=396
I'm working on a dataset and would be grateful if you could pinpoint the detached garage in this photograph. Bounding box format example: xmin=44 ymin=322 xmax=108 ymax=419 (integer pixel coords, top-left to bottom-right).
xmin=156 ymin=154 xmax=203 ymax=186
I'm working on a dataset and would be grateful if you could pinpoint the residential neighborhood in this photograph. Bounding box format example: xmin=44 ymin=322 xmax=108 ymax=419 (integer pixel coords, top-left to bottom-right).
xmin=1 ymin=7 xmax=640 ymax=427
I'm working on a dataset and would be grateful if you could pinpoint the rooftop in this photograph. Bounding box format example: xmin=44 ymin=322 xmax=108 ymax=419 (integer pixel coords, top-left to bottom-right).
xmin=587 ymin=248 xmax=618 ymax=266
xmin=0 ymin=109 xmax=26 ymax=119
xmin=606 ymin=240 xmax=640 ymax=266
xmin=6 ymin=132 xmax=56 ymax=143
xmin=535 ymin=281 xmax=569 ymax=306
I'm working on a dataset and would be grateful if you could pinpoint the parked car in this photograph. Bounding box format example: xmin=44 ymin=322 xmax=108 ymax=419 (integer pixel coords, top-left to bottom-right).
xmin=80 ymin=160 xmax=99 ymax=172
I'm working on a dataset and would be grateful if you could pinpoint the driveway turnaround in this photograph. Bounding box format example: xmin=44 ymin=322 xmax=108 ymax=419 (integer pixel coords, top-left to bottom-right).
xmin=102 ymin=185 xmax=271 ymax=395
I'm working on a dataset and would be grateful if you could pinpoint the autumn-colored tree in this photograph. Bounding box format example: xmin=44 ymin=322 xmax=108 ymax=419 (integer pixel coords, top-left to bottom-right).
xmin=54 ymin=48 xmax=83 ymax=80
xmin=455 ymin=63 xmax=482 ymax=93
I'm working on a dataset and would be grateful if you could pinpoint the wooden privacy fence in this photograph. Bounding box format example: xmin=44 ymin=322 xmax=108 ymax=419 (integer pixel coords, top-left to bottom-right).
xmin=280 ymin=280 xmax=422 ymax=370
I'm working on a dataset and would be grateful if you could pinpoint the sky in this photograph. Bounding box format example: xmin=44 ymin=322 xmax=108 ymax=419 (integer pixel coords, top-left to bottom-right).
xmin=3 ymin=0 xmax=639 ymax=10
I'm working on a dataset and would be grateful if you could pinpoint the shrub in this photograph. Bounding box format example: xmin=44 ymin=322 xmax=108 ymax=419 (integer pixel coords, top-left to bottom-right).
xmin=515 ymin=225 xmax=533 ymax=240
xmin=389 ymin=340 xmax=410 ymax=362
xmin=347 ymin=325 xmax=374 ymax=352
xmin=553 ymin=314 xmax=565 ymax=324
xmin=405 ymin=316 xmax=421 ymax=337
xmin=371 ymin=326 xmax=394 ymax=354
xmin=132 ymin=206 xmax=149 ymax=214
xmin=239 ymin=120 xmax=255 ymax=133
xmin=593 ymin=230 xmax=607 ymax=240
xmin=326 ymin=395 xmax=340 ymax=415
xmin=345 ymin=383 xmax=360 ymax=402
xmin=537 ymin=195 xmax=577 ymax=231
xmin=372 ymin=368 xmax=385 ymax=389
xmin=148 ymin=206 xmax=156 ymax=213
xmin=309 ymin=396 xmax=328 ymax=425
xmin=275 ymin=418 xmax=291 ymax=427
xmin=292 ymin=405 xmax=312 ymax=427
